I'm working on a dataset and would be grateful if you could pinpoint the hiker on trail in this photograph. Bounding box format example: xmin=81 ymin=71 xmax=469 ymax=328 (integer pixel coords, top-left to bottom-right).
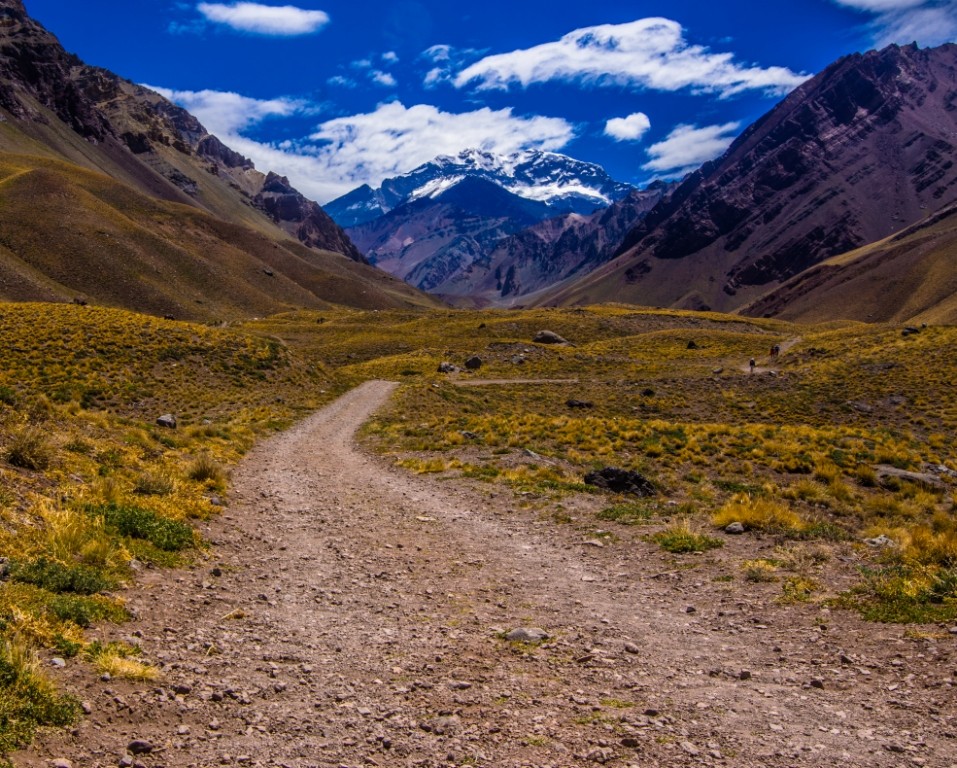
xmin=749 ymin=358 xmax=756 ymax=373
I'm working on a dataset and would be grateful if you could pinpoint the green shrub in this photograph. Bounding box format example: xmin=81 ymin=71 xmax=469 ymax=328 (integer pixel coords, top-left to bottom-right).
xmin=8 ymin=558 xmax=114 ymax=595
xmin=93 ymin=503 xmax=195 ymax=552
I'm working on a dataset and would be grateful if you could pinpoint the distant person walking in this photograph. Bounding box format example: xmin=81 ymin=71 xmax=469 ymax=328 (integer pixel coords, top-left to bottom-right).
xmin=749 ymin=357 xmax=756 ymax=373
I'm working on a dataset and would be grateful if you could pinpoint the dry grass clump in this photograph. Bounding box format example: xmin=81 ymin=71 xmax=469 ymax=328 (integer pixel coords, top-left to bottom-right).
xmin=5 ymin=425 xmax=54 ymax=470
xmin=712 ymin=494 xmax=808 ymax=536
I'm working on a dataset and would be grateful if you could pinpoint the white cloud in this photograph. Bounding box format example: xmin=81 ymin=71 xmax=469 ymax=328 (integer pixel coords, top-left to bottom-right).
xmin=604 ymin=112 xmax=652 ymax=142
xmin=149 ymin=89 xmax=575 ymax=203
xmin=833 ymin=0 xmax=957 ymax=46
xmin=307 ymin=102 xmax=575 ymax=199
xmin=197 ymin=2 xmax=330 ymax=36
xmin=834 ymin=0 xmax=923 ymax=10
xmin=643 ymin=122 xmax=740 ymax=175
xmin=370 ymin=70 xmax=397 ymax=88
xmin=453 ymin=18 xmax=808 ymax=97
xmin=146 ymin=86 xmax=305 ymax=133
xmin=382 ymin=51 xmax=400 ymax=64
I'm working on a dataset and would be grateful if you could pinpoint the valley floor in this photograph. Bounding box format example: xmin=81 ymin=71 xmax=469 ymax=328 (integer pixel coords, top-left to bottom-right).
xmin=15 ymin=381 xmax=957 ymax=768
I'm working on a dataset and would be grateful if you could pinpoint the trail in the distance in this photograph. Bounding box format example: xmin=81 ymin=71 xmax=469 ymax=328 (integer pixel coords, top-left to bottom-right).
xmin=17 ymin=380 xmax=954 ymax=768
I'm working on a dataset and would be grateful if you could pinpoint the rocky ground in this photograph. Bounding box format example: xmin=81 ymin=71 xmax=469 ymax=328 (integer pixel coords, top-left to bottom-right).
xmin=16 ymin=381 xmax=957 ymax=768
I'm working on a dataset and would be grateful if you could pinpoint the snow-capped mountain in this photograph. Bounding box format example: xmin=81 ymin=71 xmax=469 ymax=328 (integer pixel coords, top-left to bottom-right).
xmin=325 ymin=149 xmax=635 ymax=228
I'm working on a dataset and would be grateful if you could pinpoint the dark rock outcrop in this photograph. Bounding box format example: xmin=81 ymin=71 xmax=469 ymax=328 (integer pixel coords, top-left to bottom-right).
xmin=583 ymin=468 xmax=656 ymax=497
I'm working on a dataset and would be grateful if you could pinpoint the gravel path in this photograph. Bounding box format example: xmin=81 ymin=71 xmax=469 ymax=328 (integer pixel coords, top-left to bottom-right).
xmin=17 ymin=380 xmax=957 ymax=768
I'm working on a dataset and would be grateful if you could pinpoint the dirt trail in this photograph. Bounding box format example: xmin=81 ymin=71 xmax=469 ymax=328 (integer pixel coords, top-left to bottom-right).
xmin=741 ymin=336 xmax=803 ymax=375
xmin=18 ymin=380 xmax=956 ymax=768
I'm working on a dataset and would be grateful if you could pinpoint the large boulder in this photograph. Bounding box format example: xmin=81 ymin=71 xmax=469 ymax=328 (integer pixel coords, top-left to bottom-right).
xmin=584 ymin=467 xmax=655 ymax=496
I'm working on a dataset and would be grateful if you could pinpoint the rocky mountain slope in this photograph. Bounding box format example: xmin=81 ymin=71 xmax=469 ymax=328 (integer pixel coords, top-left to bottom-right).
xmin=0 ymin=0 xmax=432 ymax=317
xmin=434 ymin=182 xmax=672 ymax=306
xmin=543 ymin=43 xmax=957 ymax=313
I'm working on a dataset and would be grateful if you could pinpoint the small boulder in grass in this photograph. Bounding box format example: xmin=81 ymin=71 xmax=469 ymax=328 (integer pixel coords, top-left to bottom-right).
xmin=464 ymin=356 xmax=483 ymax=370
xmin=506 ymin=627 xmax=549 ymax=643
xmin=156 ymin=414 xmax=177 ymax=429
xmin=533 ymin=330 xmax=568 ymax=345
xmin=584 ymin=467 xmax=655 ymax=497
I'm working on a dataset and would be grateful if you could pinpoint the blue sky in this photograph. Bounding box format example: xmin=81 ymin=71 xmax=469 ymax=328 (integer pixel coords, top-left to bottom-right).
xmin=25 ymin=0 xmax=957 ymax=203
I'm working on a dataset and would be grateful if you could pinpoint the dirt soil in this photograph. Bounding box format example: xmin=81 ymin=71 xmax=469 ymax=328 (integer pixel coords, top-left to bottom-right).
xmin=16 ymin=380 xmax=957 ymax=768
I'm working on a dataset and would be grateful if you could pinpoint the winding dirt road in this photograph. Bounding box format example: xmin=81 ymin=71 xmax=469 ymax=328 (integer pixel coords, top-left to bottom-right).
xmin=18 ymin=381 xmax=957 ymax=767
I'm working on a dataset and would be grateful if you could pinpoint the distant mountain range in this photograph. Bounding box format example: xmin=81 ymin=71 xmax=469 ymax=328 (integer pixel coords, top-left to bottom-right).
xmin=2 ymin=0 xmax=955 ymax=324
xmin=0 ymin=0 xmax=433 ymax=319
xmin=325 ymin=148 xmax=636 ymax=228
xmin=326 ymin=148 xmax=646 ymax=297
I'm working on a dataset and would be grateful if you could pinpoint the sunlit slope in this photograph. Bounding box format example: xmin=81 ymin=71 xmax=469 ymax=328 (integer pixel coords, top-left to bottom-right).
xmin=0 ymin=154 xmax=438 ymax=319
xmin=744 ymin=204 xmax=957 ymax=324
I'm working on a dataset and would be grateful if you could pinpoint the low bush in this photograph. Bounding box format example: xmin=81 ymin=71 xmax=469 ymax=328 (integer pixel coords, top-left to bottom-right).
xmin=92 ymin=503 xmax=195 ymax=552
xmin=5 ymin=427 xmax=53 ymax=470
xmin=0 ymin=637 xmax=80 ymax=756
xmin=651 ymin=521 xmax=723 ymax=553
xmin=8 ymin=558 xmax=114 ymax=596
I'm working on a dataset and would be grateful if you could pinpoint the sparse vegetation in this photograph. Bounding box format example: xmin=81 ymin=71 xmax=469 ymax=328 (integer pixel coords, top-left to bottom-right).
xmin=2 ymin=301 xmax=957 ymax=757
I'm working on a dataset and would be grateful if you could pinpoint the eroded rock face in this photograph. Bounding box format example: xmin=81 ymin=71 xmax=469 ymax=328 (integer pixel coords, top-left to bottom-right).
xmin=577 ymin=43 xmax=957 ymax=312
xmin=0 ymin=3 xmax=363 ymax=263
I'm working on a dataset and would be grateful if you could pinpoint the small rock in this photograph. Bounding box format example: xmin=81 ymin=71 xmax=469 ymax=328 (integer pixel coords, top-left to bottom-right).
xmin=50 ymin=759 xmax=72 ymax=768
xmin=739 ymin=670 xmax=752 ymax=680
xmin=809 ymin=679 xmax=825 ymax=689
xmin=623 ymin=642 xmax=640 ymax=655
xmin=127 ymin=740 xmax=153 ymax=755
xmin=533 ymin=330 xmax=568 ymax=345
xmin=864 ymin=534 xmax=895 ymax=548
xmin=464 ymin=356 xmax=483 ymax=370
xmin=686 ymin=606 xmax=697 ymax=614
xmin=566 ymin=399 xmax=594 ymax=409
xmin=156 ymin=414 xmax=177 ymax=429
xmin=620 ymin=737 xmax=640 ymax=748
xmin=725 ymin=522 xmax=746 ymax=534
xmin=686 ymin=340 xmax=699 ymax=350
xmin=80 ymin=701 xmax=92 ymax=715
xmin=460 ymin=431 xmax=480 ymax=440
xmin=505 ymin=627 xmax=549 ymax=643
xmin=118 ymin=757 xmax=133 ymax=768
xmin=680 ymin=741 xmax=700 ymax=756
xmin=50 ymin=657 xmax=66 ymax=668
xmin=437 ymin=362 xmax=459 ymax=374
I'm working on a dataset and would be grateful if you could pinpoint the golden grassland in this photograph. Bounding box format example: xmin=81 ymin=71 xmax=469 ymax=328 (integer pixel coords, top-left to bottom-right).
xmin=0 ymin=303 xmax=338 ymax=757
xmin=0 ymin=300 xmax=955 ymax=758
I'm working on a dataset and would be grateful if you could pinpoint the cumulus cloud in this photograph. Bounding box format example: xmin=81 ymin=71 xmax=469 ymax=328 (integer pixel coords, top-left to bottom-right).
xmin=197 ymin=2 xmax=330 ymax=36
xmin=148 ymin=89 xmax=574 ymax=202
xmin=643 ymin=122 xmax=740 ymax=176
xmin=146 ymin=86 xmax=306 ymax=133
xmin=833 ymin=0 xmax=957 ymax=46
xmin=306 ymin=102 xmax=575 ymax=198
xmin=604 ymin=112 xmax=652 ymax=142
xmin=453 ymin=18 xmax=808 ymax=97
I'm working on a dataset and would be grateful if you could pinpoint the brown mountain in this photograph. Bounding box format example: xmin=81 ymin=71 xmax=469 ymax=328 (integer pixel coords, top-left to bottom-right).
xmin=435 ymin=183 xmax=672 ymax=307
xmin=543 ymin=43 xmax=957 ymax=313
xmin=0 ymin=0 xmax=432 ymax=317
xmin=743 ymin=201 xmax=957 ymax=324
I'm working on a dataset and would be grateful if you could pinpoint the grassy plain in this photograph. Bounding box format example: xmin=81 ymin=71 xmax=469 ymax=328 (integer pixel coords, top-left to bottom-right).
xmin=0 ymin=300 xmax=955 ymax=758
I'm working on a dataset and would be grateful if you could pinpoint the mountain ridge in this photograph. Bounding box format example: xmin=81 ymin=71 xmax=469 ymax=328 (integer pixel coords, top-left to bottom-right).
xmin=541 ymin=42 xmax=957 ymax=314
